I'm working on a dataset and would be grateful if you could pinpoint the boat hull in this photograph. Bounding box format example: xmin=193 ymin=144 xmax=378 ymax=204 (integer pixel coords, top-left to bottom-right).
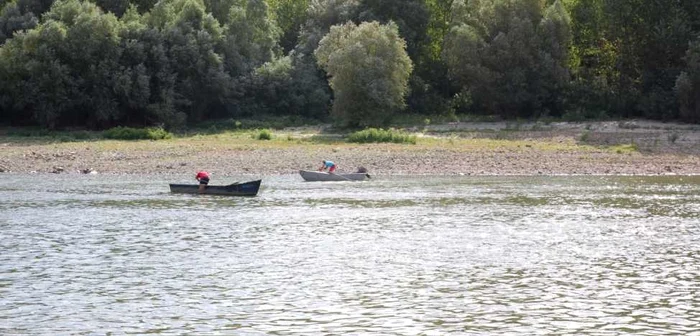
xmin=169 ymin=179 xmax=261 ymax=196
xmin=299 ymin=170 xmax=369 ymax=181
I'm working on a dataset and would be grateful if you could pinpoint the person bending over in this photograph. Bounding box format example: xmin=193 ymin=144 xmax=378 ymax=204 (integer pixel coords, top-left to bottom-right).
xmin=196 ymin=171 xmax=210 ymax=193
xmin=319 ymin=160 xmax=337 ymax=173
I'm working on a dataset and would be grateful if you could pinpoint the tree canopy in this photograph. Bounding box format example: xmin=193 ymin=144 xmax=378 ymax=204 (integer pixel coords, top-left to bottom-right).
xmin=1 ymin=0 xmax=700 ymax=129
xmin=315 ymin=20 xmax=413 ymax=127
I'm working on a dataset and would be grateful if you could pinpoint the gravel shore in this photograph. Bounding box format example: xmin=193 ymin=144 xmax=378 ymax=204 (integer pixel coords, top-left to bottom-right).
xmin=1 ymin=120 xmax=699 ymax=176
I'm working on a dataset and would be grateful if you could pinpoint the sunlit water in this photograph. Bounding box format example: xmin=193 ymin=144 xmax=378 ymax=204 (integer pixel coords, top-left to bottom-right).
xmin=1 ymin=174 xmax=699 ymax=335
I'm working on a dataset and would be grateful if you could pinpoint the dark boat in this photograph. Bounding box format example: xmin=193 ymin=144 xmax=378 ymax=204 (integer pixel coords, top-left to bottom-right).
xmin=169 ymin=179 xmax=261 ymax=196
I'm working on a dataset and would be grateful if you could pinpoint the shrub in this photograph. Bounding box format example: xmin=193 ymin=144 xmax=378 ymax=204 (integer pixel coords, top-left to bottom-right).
xmin=255 ymin=129 xmax=273 ymax=140
xmin=347 ymin=128 xmax=416 ymax=144
xmin=103 ymin=127 xmax=173 ymax=140
xmin=668 ymin=133 xmax=679 ymax=143
xmin=579 ymin=131 xmax=590 ymax=142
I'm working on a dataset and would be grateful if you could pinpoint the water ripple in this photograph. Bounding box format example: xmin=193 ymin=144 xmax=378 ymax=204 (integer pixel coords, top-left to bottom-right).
xmin=1 ymin=174 xmax=699 ymax=334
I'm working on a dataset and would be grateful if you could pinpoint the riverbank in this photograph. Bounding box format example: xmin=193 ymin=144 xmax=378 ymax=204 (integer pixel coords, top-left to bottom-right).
xmin=1 ymin=120 xmax=699 ymax=176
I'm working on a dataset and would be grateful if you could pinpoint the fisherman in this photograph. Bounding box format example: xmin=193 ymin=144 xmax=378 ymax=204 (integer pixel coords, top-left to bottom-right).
xmin=318 ymin=160 xmax=337 ymax=173
xmin=196 ymin=171 xmax=210 ymax=193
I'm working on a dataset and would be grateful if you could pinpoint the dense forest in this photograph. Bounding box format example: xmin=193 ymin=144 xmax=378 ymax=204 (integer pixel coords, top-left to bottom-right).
xmin=0 ymin=0 xmax=699 ymax=129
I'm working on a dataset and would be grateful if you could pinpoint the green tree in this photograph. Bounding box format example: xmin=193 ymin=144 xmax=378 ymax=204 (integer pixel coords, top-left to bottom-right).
xmin=0 ymin=0 xmax=55 ymax=44
xmin=295 ymin=0 xmax=359 ymax=55
xmin=315 ymin=21 xmax=413 ymax=127
xmin=266 ymin=0 xmax=308 ymax=53
xmin=0 ymin=2 xmax=39 ymax=44
xmin=220 ymin=0 xmax=279 ymax=76
xmin=676 ymin=37 xmax=700 ymax=123
xmin=237 ymin=55 xmax=330 ymax=118
xmin=115 ymin=6 xmax=182 ymax=127
xmin=443 ymin=0 xmax=571 ymax=118
xmin=147 ymin=0 xmax=232 ymax=123
xmin=607 ymin=0 xmax=695 ymax=120
xmin=357 ymin=0 xmax=429 ymax=62
xmin=0 ymin=0 xmax=125 ymax=128
xmin=357 ymin=0 xmax=454 ymax=116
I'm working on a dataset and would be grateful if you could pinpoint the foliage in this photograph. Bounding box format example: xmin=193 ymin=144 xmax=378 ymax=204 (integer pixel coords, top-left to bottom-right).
xmin=2 ymin=0 xmax=700 ymax=129
xmin=347 ymin=127 xmax=416 ymax=144
xmin=443 ymin=0 xmax=572 ymax=119
xmin=294 ymin=0 xmax=360 ymax=55
xmin=266 ymin=0 xmax=308 ymax=53
xmin=219 ymin=0 xmax=280 ymax=76
xmin=194 ymin=114 xmax=320 ymax=132
xmin=675 ymin=37 xmax=700 ymax=123
xmin=356 ymin=0 xmax=454 ymax=118
xmin=564 ymin=0 xmax=698 ymax=120
xmin=238 ymin=55 xmax=331 ymax=119
xmin=357 ymin=0 xmax=429 ymax=64
xmin=103 ymin=126 xmax=173 ymax=140
xmin=0 ymin=1 xmax=40 ymax=45
xmin=315 ymin=21 xmax=413 ymax=127
xmin=253 ymin=128 xmax=272 ymax=140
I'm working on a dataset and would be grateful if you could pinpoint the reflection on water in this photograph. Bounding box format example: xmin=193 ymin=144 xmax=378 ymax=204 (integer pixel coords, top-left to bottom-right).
xmin=1 ymin=174 xmax=699 ymax=334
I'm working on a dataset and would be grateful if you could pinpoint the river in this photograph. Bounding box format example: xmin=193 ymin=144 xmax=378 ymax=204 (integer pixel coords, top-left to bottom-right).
xmin=1 ymin=174 xmax=699 ymax=335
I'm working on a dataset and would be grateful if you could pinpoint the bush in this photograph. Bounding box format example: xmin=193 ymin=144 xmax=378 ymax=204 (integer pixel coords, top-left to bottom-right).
xmin=668 ymin=133 xmax=679 ymax=143
xmin=103 ymin=127 xmax=173 ymax=140
xmin=347 ymin=128 xmax=416 ymax=144
xmin=254 ymin=129 xmax=273 ymax=140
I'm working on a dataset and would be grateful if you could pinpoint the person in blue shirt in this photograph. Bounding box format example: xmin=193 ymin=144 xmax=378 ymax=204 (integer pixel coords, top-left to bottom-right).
xmin=319 ymin=160 xmax=337 ymax=173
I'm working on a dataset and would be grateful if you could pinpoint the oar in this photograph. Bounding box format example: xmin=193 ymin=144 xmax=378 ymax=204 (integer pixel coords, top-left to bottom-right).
xmin=330 ymin=172 xmax=352 ymax=181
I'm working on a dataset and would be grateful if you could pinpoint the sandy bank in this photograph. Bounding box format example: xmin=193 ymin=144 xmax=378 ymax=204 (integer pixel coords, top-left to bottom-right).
xmin=1 ymin=120 xmax=698 ymax=176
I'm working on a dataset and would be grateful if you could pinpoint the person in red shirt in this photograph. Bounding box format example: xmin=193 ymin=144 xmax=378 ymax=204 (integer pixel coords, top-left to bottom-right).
xmin=196 ymin=171 xmax=210 ymax=193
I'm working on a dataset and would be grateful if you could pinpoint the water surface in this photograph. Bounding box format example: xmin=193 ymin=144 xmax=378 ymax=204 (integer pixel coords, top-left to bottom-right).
xmin=1 ymin=174 xmax=699 ymax=335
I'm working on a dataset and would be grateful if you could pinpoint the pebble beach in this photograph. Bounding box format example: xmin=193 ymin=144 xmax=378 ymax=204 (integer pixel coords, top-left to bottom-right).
xmin=1 ymin=120 xmax=698 ymax=177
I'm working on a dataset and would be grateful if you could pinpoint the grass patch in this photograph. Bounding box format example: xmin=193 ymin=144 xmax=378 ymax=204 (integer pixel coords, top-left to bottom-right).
xmin=103 ymin=126 xmax=173 ymax=140
xmin=3 ymin=128 xmax=102 ymax=142
xmin=192 ymin=115 xmax=323 ymax=133
xmin=347 ymin=128 xmax=417 ymax=144
xmin=609 ymin=143 xmax=638 ymax=154
xmin=390 ymin=113 xmax=460 ymax=126
xmin=5 ymin=128 xmax=55 ymax=137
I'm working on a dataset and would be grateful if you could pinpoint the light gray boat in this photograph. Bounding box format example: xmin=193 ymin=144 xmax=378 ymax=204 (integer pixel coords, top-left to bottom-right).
xmin=299 ymin=170 xmax=370 ymax=182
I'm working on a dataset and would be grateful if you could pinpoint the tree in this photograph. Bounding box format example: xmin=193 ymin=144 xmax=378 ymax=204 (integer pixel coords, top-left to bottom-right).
xmin=295 ymin=0 xmax=359 ymax=55
xmin=315 ymin=21 xmax=413 ymax=127
xmin=237 ymin=54 xmax=330 ymax=118
xmin=443 ymin=0 xmax=571 ymax=118
xmin=220 ymin=0 xmax=280 ymax=76
xmin=357 ymin=0 xmax=429 ymax=62
xmin=147 ymin=0 xmax=232 ymax=123
xmin=357 ymin=0 xmax=455 ymax=116
xmin=0 ymin=0 xmax=125 ymax=128
xmin=0 ymin=2 xmax=39 ymax=45
xmin=266 ymin=0 xmax=308 ymax=53
xmin=676 ymin=37 xmax=700 ymax=123
xmin=0 ymin=0 xmax=54 ymax=45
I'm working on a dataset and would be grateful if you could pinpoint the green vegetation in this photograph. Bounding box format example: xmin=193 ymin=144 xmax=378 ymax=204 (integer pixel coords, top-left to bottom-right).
xmin=103 ymin=127 xmax=173 ymax=140
xmin=315 ymin=21 xmax=413 ymax=127
xmin=254 ymin=129 xmax=273 ymax=140
xmin=347 ymin=128 xmax=417 ymax=144
xmin=668 ymin=133 xmax=680 ymax=143
xmin=579 ymin=131 xmax=591 ymax=142
xmin=192 ymin=115 xmax=321 ymax=133
xmin=1 ymin=0 xmax=699 ymax=132
xmin=610 ymin=144 xmax=639 ymax=154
